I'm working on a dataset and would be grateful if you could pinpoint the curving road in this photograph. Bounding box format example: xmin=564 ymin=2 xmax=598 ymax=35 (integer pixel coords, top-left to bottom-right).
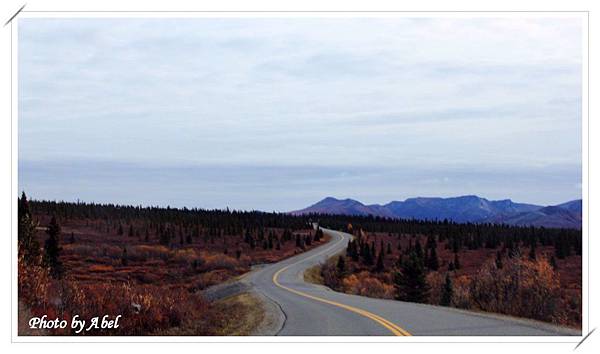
xmin=246 ymin=228 xmax=579 ymax=336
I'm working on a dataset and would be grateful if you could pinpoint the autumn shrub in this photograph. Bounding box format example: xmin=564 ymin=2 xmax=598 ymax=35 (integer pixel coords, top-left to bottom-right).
xmin=320 ymin=258 xmax=343 ymax=291
xmin=451 ymin=275 xmax=472 ymax=309
xmin=564 ymin=293 xmax=582 ymax=326
xmin=20 ymin=275 xmax=216 ymax=335
xmin=469 ymin=256 xmax=563 ymax=323
xmin=426 ymin=272 xmax=444 ymax=305
xmin=18 ymin=254 xmax=51 ymax=309
xmin=100 ymin=245 xmax=123 ymax=261
xmin=130 ymin=245 xmax=171 ymax=262
xmin=342 ymin=272 xmax=395 ymax=299
xmin=64 ymin=244 xmax=96 ymax=257
xmin=201 ymin=254 xmax=240 ymax=272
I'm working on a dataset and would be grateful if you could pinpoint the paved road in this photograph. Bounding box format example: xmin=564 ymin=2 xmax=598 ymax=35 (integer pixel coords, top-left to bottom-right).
xmin=246 ymin=228 xmax=580 ymax=336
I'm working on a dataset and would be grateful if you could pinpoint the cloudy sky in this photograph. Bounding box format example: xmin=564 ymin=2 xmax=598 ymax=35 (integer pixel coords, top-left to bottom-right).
xmin=18 ymin=17 xmax=582 ymax=211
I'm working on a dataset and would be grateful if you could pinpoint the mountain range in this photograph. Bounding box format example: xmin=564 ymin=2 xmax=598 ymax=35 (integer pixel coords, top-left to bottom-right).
xmin=291 ymin=195 xmax=582 ymax=229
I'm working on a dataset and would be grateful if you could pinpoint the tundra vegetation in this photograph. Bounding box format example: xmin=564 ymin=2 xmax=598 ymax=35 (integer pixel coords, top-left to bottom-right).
xmin=18 ymin=193 xmax=325 ymax=335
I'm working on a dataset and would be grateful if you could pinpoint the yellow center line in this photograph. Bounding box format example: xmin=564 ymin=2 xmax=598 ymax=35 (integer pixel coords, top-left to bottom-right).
xmin=271 ymin=232 xmax=412 ymax=336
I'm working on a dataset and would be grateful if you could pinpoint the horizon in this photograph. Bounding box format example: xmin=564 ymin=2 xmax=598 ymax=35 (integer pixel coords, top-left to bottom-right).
xmin=19 ymin=17 xmax=582 ymax=210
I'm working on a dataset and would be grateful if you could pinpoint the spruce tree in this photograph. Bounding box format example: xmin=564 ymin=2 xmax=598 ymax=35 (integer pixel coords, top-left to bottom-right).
xmin=393 ymin=252 xmax=430 ymax=303
xmin=159 ymin=229 xmax=170 ymax=246
xmin=427 ymin=246 xmax=439 ymax=270
xmin=336 ymin=255 xmax=346 ymax=274
xmin=43 ymin=216 xmax=63 ymax=278
xmin=414 ymin=240 xmax=423 ymax=260
xmin=375 ymin=250 xmax=385 ymax=272
xmin=528 ymin=243 xmax=536 ymax=261
xmin=18 ymin=192 xmax=40 ymax=264
xmin=440 ymin=273 xmax=453 ymax=306
xmin=448 ymin=260 xmax=455 ymax=271
xmin=495 ymin=250 xmax=503 ymax=269
xmin=453 ymin=253 xmax=461 ymax=270
xmin=121 ymin=247 xmax=128 ymax=266
xmin=550 ymin=255 xmax=558 ymax=270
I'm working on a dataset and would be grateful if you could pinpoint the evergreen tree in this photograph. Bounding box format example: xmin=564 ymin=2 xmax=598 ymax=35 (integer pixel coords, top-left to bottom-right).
xmin=426 ymin=246 xmax=439 ymax=270
xmin=495 ymin=250 xmax=503 ymax=269
xmin=440 ymin=273 xmax=453 ymax=306
xmin=363 ymin=242 xmax=374 ymax=265
xmin=393 ymin=252 xmax=430 ymax=303
xmin=18 ymin=192 xmax=40 ymax=264
xmin=528 ymin=243 xmax=537 ymax=261
xmin=414 ymin=240 xmax=423 ymax=260
xmin=336 ymin=255 xmax=346 ymax=274
xmin=370 ymin=241 xmax=376 ymax=261
xmin=43 ymin=216 xmax=63 ymax=278
xmin=159 ymin=229 xmax=170 ymax=246
xmin=453 ymin=253 xmax=461 ymax=270
xmin=375 ymin=250 xmax=385 ymax=272
xmin=395 ymin=252 xmax=404 ymax=268
xmin=121 ymin=247 xmax=128 ymax=266
xmin=555 ymin=238 xmax=567 ymax=259
xmin=550 ymin=255 xmax=558 ymax=270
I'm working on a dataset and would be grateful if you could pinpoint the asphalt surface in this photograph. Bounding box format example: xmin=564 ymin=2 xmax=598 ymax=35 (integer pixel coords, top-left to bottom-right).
xmin=246 ymin=228 xmax=580 ymax=336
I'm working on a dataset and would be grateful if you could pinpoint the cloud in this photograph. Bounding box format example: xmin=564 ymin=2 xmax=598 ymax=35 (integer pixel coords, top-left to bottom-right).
xmin=18 ymin=17 xmax=583 ymax=208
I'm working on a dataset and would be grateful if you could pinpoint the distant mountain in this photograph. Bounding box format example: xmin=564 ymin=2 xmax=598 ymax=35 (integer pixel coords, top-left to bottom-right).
xmin=291 ymin=196 xmax=582 ymax=229
xmin=488 ymin=200 xmax=582 ymax=229
xmin=383 ymin=195 xmax=541 ymax=223
xmin=556 ymin=199 xmax=583 ymax=213
xmin=291 ymin=197 xmax=379 ymax=217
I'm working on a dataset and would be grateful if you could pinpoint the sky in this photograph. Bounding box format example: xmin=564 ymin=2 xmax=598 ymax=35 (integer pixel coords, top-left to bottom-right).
xmin=18 ymin=17 xmax=583 ymax=211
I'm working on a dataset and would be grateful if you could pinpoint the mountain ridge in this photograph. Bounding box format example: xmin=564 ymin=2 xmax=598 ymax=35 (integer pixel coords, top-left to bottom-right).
xmin=290 ymin=195 xmax=582 ymax=229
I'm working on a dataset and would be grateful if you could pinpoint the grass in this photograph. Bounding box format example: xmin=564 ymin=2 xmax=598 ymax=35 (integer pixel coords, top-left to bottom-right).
xmin=211 ymin=293 xmax=266 ymax=335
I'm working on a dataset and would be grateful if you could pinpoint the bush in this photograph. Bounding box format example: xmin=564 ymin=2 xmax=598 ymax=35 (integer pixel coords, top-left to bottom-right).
xmin=451 ymin=275 xmax=472 ymax=309
xmin=201 ymin=254 xmax=240 ymax=272
xmin=342 ymin=272 xmax=394 ymax=299
xmin=320 ymin=258 xmax=343 ymax=290
xmin=426 ymin=272 xmax=444 ymax=305
xmin=469 ymin=256 xmax=563 ymax=323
